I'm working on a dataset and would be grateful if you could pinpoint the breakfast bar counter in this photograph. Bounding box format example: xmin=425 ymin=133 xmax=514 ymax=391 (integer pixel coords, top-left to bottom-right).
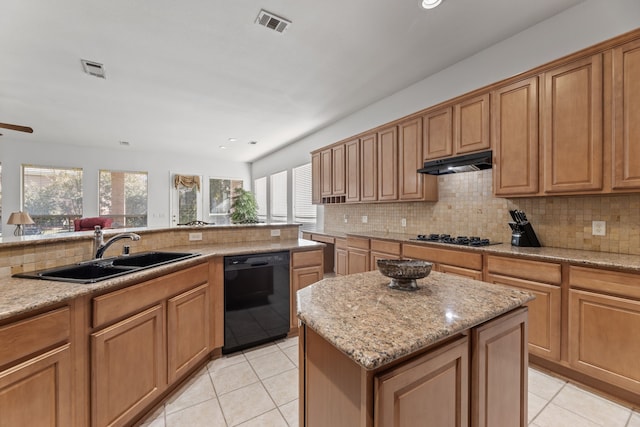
xmin=296 ymin=270 xmax=535 ymax=426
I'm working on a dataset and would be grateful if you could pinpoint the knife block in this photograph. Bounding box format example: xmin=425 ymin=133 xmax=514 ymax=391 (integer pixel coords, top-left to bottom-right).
xmin=509 ymin=222 xmax=541 ymax=247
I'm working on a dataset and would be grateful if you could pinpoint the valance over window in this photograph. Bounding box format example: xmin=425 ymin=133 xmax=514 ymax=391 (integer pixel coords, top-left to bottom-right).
xmin=173 ymin=174 xmax=200 ymax=191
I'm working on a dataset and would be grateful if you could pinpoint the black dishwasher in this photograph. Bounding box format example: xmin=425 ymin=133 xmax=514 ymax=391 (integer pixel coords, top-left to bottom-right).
xmin=223 ymin=251 xmax=290 ymax=354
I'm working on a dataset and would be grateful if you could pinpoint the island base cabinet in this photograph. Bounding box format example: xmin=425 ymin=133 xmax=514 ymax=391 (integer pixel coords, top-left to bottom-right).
xmin=0 ymin=344 xmax=72 ymax=427
xmin=472 ymin=307 xmax=528 ymax=427
xmin=375 ymin=337 xmax=469 ymax=427
xmin=91 ymin=305 xmax=166 ymax=427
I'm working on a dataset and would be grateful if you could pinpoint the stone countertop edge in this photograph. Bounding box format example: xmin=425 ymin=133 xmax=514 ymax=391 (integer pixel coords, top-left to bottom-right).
xmin=0 ymin=238 xmax=323 ymax=322
xmin=305 ymin=229 xmax=640 ymax=273
xmin=297 ymin=270 xmax=534 ymax=371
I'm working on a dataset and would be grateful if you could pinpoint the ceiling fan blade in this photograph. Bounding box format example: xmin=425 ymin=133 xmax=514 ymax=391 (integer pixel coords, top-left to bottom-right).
xmin=0 ymin=122 xmax=33 ymax=133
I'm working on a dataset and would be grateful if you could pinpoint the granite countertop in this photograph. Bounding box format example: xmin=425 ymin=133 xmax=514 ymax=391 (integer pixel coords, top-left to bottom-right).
xmin=297 ymin=270 xmax=534 ymax=370
xmin=0 ymin=238 xmax=323 ymax=322
xmin=306 ymin=229 xmax=640 ymax=273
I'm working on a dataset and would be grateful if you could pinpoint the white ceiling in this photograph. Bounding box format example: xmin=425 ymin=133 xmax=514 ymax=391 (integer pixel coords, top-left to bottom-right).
xmin=0 ymin=0 xmax=586 ymax=163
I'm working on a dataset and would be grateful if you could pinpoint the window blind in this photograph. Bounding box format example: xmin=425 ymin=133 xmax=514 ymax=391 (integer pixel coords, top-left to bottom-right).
xmin=270 ymin=170 xmax=288 ymax=221
xmin=254 ymin=177 xmax=267 ymax=219
xmin=293 ymin=163 xmax=316 ymax=224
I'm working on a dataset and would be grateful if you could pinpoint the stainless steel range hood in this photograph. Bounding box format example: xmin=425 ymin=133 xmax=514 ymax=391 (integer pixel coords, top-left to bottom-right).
xmin=417 ymin=150 xmax=492 ymax=175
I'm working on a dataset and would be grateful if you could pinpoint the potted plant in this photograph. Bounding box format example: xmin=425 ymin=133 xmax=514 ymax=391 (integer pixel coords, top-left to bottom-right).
xmin=230 ymin=188 xmax=259 ymax=224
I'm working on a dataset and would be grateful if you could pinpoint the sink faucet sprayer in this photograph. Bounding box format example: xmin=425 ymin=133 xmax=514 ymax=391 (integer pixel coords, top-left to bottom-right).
xmin=93 ymin=226 xmax=141 ymax=259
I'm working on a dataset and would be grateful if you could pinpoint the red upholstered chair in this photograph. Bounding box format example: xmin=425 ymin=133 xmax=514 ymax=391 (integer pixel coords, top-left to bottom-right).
xmin=73 ymin=217 xmax=113 ymax=232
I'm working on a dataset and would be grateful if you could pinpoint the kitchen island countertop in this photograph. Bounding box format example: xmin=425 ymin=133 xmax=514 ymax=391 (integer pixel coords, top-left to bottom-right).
xmin=297 ymin=269 xmax=534 ymax=370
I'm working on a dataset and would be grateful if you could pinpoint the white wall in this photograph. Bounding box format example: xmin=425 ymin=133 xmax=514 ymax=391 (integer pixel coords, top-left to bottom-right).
xmin=0 ymin=139 xmax=251 ymax=235
xmin=251 ymin=0 xmax=640 ymax=180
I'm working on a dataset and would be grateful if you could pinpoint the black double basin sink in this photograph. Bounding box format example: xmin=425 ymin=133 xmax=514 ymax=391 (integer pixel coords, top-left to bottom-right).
xmin=14 ymin=251 xmax=200 ymax=284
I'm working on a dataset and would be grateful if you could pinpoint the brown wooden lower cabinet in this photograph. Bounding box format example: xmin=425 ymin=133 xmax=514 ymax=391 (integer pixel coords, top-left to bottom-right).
xmin=92 ymin=305 xmax=166 ymax=427
xmin=335 ymin=244 xmax=348 ymax=276
xmin=291 ymin=250 xmax=324 ymax=329
xmin=300 ymin=307 xmax=528 ymax=427
xmin=402 ymin=243 xmax=483 ymax=280
xmin=91 ymin=262 xmax=211 ymax=427
xmin=376 ymin=336 xmax=469 ymax=427
xmin=0 ymin=344 xmax=72 ymax=427
xmin=0 ymin=307 xmax=73 ymax=427
xmin=348 ymin=236 xmax=371 ymax=274
xmin=370 ymin=239 xmax=401 ymax=271
xmin=568 ymin=289 xmax=640 ymax=394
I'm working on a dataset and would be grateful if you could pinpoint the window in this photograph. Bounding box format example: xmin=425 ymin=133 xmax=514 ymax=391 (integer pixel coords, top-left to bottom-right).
xmin=270 ymin=170 xmax=288 ymax=222
xmin=293 ymin=163 xmax=316 ymax=224
xmin=254 ymin=177 xmax=267 ymax=221
xmin=99 ymin=170 xmax=148 ymax=228
xmin=22 ymin=165 xmax=83 ymax=234
xmin=209 ymin=178 xmax=243 ymax=225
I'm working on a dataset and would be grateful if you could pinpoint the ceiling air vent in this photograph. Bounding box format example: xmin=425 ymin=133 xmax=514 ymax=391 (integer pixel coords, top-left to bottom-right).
xmin=255 ymin=9 xmax=291 ymax=33
xmin=81 ymin=59 xmax=106 ymax=79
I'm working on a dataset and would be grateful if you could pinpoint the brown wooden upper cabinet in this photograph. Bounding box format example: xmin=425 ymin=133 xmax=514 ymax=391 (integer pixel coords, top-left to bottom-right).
xmin=360 ymin=132 xmax=378 ymax=202
xmin=612 ymin=39 xmax=640 ymax=190
xmin=423 ymin=94 xmax=490 ymax=161
xmin=542 ymin=54 xmax=603 ymax=193
xmin=399 ymin=117 xmax=438 ymax=201
xmin=377 ymin=125 xmax=399 ymax=201
xmin=492 ymin=77 xmax=539 ymax=196
xmin=345 ymin=138 xmax=361 ymax=202
xmin=320 ymin=148 xmax=333 ymax=197
xmin=311 ymin=152 xmax=321 ymax=204
xmin=332 ymin=144 xmax=346 ymax=196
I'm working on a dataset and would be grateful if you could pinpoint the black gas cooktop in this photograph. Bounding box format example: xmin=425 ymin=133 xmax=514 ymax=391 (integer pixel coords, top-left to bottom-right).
xmin=412 ymin=234 xmax=499 ymax=247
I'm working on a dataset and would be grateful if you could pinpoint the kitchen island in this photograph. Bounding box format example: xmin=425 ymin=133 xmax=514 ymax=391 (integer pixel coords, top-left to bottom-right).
xmin=297 ymin=270 xmax=535 ymax=427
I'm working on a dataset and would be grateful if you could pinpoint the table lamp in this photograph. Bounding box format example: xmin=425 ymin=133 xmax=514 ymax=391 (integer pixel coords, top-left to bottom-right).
xmin=7 ymin=211 xmax=35 ymax=236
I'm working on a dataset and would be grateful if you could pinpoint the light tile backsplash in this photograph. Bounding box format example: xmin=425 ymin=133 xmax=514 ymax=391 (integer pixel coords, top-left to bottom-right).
xmin=324 ymin=170 xmax=640 ymax=255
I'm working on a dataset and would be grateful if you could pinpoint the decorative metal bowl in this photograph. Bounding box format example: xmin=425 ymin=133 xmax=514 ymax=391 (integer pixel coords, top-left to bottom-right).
xmin=377 ymin=259 xmax=433 ymax=291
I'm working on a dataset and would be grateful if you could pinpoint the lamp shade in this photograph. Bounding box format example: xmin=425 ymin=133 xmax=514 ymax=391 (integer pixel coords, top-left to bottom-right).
xmin=7 ymin=211 xmax=35 ymax=225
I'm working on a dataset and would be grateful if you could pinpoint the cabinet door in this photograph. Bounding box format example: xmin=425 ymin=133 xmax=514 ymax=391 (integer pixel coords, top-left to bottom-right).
xmin=0 ymin=345 xmax=71 ymax=427
xmin=423 ymin=107 xmax=453 ymax=160
xmin=320 ymin=149 xmax=333 ymax=197
xmin=335 ymin=248 xmax=348 ymax=276
xmin=92 ymin=305 xmax=165 ymax=427
xmin=291 ymin=266 xmax=323 ymax=329
xmin=360 ymin=132 xmax=378 ymax=202
xmin=375 ymin=336 xmax=469 ymax=427
xmin=486 ymin=274 xmax=560 ymax=360
xmin=347 ymin=249 xmax=370 ymax=275
xmin=472 ymin=308 xmax=528 ymax=427
xmin=569 ymin=289 xmax=640 ymax=394
xmin=454 ymin=93 xmax=490 ymax=154
xmin=311 ymin=152 xmax=321 ymax=204
xmin=167 ymin=284 xmax=210 ymax=383
xmin=493 ymin=77 xmax=539 ymax=196
xmin=370 ymin=251 xmax=400 ymax=272
xmin=612 ymin=39 xmax=640 ymax=189
xmin=377 ymin=126 xmax=398 ymax=201
xmin=345 ymin=139 xmax=361 ymax=202
xmin=542 ymin=54 xmax=603 ymax=193
xmin=332 ymin=144 xmax=346 ymax=196
xmin=399 ymin=118 xmax=424 ymax=201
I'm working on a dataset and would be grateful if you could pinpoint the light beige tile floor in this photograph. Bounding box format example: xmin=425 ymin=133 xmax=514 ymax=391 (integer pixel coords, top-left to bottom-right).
xmin=138 ymin=337 xmax=640 ymax=427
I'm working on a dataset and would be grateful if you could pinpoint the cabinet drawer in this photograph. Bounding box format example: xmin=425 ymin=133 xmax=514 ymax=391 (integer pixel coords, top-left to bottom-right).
xmin=487 ymin=255 xmax=561 ymax=285
xmin=0 ymin=307 xmax=70 ymax=368
xmin=570 ymin=266 xmax=640 ymax=299
xmin=402 ymin=244 xmax=482 ymax=270
xmin=347 ymin=236 xmax=370 ymax=250
xmin=93 ymin=263 xmax=208 ymax=328
xmin=292 ymin=250 xmax=323 ymax=268
xmin=370 ymin=239 xmax=401 ymax=256
xmin=311 ymin=234 xmax=335 ymax=244
xmin=335 ymin=238 xmax=347 ymax=250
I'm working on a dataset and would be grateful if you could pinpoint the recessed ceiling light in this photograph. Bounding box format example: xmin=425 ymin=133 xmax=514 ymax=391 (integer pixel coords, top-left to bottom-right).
xmin=228 ymin=138 xmax=237 ymax=143
xmin=219 ymin=145 xmax=227 ymax=149
xmin=119 ymin=140 xmax=130 ymax=146
xmin=248 ymin=141 xmax=258 ymax=145
xmin=421 ymin=0 xmax=443 ymax=9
